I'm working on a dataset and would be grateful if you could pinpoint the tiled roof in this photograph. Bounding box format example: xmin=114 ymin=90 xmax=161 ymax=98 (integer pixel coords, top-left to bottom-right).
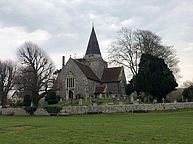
xmin=85 ymin=27 xmax=101 ymax=55
xmin=72 ymin=59 xmax=122 ymax=83
xmin=101 ymin=67 xmax=122 ymax=83
xmin=72 ymin=59 xmax=100 ymax=82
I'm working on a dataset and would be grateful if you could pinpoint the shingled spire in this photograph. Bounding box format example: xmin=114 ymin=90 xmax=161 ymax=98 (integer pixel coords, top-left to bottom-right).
xmin=85 ymin=26 xmax=101 ymax=55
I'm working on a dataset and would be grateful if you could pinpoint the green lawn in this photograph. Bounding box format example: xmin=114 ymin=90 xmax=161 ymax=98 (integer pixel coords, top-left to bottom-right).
xmin=0 ymin=110 xmax=193 ymax=144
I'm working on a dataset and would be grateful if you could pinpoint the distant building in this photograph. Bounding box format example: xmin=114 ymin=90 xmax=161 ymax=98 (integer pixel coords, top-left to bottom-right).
xmin=55 ymin=26 xmax=126 ymax=100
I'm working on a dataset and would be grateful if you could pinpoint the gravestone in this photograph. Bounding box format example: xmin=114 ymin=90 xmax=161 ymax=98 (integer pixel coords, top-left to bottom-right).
xmin=79 ymin=99 xmax=82 ymax=105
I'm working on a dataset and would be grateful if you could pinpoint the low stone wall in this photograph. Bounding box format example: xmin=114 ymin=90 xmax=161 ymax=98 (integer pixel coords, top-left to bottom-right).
xmin=1 ymin=102 xmax=193 ymax=116
xmin=34 ymin=108 xmax=49 ymax=116
xmin=0 ymin=108 xmax=49 ymax=116
xmin=0 ymin=108 xmax=29 ymax=116
xmin=60 ymin=102 xmax=193 ymax=115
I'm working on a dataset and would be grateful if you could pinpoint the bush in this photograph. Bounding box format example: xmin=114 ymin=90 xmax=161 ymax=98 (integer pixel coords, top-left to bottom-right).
xmin=14 ymin=99 xmax=23 ymax=107
xmin=23 ymin=95 xmax=32 ymax=106
xmin=44 ymin=105 xmax=62 ymax=114
xmin=45 ymin=90 xmax=59 ymax=105
xmin=24 ymin=106 xmax=37 ymax=115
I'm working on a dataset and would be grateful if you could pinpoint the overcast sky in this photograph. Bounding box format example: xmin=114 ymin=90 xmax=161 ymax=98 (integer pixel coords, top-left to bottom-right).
xmin=0 ymin=0 xmax=193 ymax=86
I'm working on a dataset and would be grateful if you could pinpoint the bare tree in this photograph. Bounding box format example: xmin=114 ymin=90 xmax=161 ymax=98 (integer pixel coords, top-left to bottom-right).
xmin=134 ymin=29 xmax=180 ymax=78
xmin=16 ymin=41 xmax=55 ymax=106
xmin=108 ymin=28 xmax=138 ymax=76
xmin=109 ymin=27 xmax=180 ymax=79
xmin=0 ymin=60 xmax=17 ymax=108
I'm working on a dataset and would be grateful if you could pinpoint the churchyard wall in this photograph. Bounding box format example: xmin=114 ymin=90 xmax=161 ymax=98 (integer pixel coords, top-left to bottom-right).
xmin=1 ymin=102 xmax=193 ymax=116
xmin=60 ymin=102 xmax=193 ymax=115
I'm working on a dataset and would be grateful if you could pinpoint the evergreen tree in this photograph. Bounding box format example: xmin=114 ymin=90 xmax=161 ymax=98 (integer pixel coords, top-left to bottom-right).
xmin=45 ymin=90 xmax=59 ymax=105
xmin=134 ymin=54 xmax=178 ymax=101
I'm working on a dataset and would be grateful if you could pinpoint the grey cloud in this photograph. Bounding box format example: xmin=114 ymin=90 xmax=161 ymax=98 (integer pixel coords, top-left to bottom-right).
xmin=0 ymin=0 xmax=193 ymax=84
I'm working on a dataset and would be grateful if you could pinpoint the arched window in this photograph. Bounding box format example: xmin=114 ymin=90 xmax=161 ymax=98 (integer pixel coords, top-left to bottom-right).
xmin=66 ymin=71 xmax=75 ymax=88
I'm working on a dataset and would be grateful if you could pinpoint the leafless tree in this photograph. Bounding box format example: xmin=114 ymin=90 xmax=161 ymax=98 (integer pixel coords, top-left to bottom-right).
xmin=134 ymin=29 xmax=180 ymax=78
xmin=0 ymin=60 xmax=17 ymax=108
xmin=16 ymin=41 xmax=55 ymax=106
xmin=108 ymin=27 xmax=180 ymax=79
xmin=108 ymin=28 xmax=138 ymax=76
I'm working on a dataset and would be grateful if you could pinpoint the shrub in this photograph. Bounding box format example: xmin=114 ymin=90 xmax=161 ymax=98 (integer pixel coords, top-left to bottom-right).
xmin=23 ymin=95 xmax=32 ymax=106
xmin=23 ymin=95 xmax=38 ymax=115
xmin=45 ymin=90 xmax=59 ymax=105
xmin=14 ymin=99 xmax=23 ymax=107
xmin=24 ymin=106 xmax=37 ymax=115
xmin=44 ymin=105 xmax=62 ymax=114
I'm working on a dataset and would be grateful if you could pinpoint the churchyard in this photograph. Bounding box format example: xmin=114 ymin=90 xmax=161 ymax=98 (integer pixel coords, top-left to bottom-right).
xmin=0 ymin=109 xmax=193 ymax=144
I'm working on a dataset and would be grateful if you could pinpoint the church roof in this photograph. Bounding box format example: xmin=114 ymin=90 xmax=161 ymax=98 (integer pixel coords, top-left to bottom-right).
xmin=101 ymin=67 xmax=122 ymax=83
xmin=85 ymin=26 xmax=101 ymax=55
xmin=72 ymin=59 xmax=100 ymax=82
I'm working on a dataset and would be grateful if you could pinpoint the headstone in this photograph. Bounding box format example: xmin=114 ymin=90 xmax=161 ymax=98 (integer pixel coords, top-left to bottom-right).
xmin=130 ymin=95 xmax=134 ymax=102
xmin=79 ymin=99 xmax=82 ymax=105
xmin=30 ymin=101 xmax=33 ymax=107
xmin=162 ymin=98 xmax=165 ymax=103
xmin=130 ymin=91 xmax=138 ymax=102
xmin=153 ymin=99 xmax=157 ymax=104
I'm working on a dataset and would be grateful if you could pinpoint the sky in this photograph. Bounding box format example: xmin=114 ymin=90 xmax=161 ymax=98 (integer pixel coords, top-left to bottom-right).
xmin=0 ymin=0 xmax=193 ymax=86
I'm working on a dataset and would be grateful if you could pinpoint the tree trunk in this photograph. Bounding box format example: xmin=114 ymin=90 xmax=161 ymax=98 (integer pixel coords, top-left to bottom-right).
xmin=1 ymin=93 xmax=7 ymax=108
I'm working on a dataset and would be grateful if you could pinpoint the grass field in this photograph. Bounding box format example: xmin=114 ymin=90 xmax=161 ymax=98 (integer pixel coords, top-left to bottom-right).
xmin=0 ymin=109 xmax=193 ymax=144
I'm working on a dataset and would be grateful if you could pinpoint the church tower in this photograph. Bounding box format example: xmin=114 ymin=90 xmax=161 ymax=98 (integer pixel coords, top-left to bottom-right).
xmin=84 ymin=26 xmax=107 ymax=79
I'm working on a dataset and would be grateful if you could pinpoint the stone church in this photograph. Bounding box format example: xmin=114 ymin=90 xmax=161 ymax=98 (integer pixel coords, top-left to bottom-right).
xmin=55 ymin=27 xmax=126 ymax=100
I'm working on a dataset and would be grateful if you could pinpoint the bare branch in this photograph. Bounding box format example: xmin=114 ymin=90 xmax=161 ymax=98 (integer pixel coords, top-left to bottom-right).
xmin=108 ymin=27 xmax=180 ymax=79
xmin=16 ymin=41 xmax=55 ymax=105
xmin=0 ymin=60 xmax=17 ymax=107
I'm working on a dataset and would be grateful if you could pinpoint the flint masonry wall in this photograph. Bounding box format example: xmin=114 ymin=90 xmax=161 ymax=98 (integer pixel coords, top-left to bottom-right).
xmin=60 ymin=102 xmax=193 ymax=115
xmin=0 ymin=108 xmax=29 ymax=116
xmin=1 ymin=102 xmax=193 ymax=116
xmin=58 ymin=58 xmax=89 ymax=99
xmin=0 ymin=108 xmax=49 ymax=116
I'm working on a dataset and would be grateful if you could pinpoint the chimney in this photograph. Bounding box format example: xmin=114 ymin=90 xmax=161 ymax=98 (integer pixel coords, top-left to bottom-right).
xmin=62 ymin=56 xmax=65 ymax=67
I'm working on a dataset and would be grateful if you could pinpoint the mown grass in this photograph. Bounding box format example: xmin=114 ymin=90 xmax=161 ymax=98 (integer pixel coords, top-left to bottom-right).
xmin=0 ymin=109 xmax=193 ymax=144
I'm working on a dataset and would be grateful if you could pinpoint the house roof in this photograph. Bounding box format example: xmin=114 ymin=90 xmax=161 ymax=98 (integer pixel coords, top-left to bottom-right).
xmin=85 ymin=26 xmax=101 ymax=55
xmin=101 ymin=67 xmax=122 ymax=83
xmin=72 ymin=59 xmax=100 ymax=82
xmin=95 ymin=85 xmax=106 ymax=94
